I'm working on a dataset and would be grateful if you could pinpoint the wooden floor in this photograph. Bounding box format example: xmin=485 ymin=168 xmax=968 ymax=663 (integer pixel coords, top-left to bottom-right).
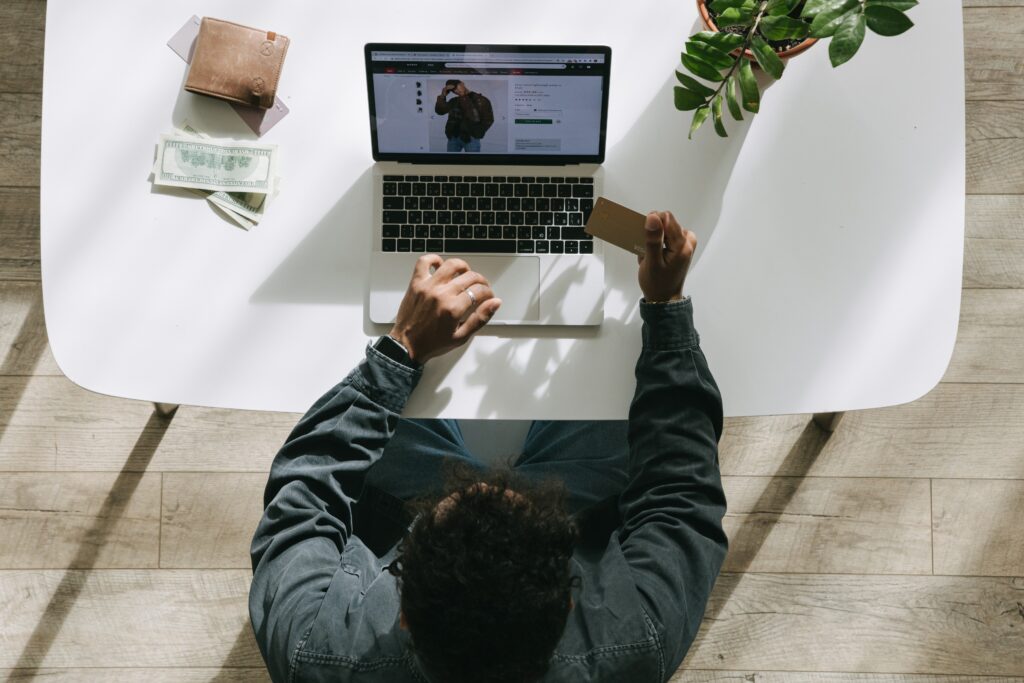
xmin=2 ymin=1 xmax=1024 ymax=680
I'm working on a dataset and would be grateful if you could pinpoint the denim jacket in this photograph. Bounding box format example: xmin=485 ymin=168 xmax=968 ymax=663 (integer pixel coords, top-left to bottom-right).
xmin=250 ymin=299 xmax=728 ymax=682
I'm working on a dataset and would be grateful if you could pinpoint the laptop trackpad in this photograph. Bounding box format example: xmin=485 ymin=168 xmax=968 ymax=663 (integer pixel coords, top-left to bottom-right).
xmin=452 ymin=255 xmax=539 ymax=322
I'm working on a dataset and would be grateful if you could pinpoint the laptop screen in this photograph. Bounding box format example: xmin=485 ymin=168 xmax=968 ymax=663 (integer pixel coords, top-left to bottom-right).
xmin=365 ymin=43 xmax=611 ymax=164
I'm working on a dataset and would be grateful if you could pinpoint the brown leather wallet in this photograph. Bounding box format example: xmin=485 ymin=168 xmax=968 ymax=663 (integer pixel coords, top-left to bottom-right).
xmin=185 ymin=17 xmax=289 ymax=110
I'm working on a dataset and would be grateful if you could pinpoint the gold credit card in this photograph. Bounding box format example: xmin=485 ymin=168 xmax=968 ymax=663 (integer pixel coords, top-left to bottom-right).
xmin=584 ymin=197 xmax=649 ymax=256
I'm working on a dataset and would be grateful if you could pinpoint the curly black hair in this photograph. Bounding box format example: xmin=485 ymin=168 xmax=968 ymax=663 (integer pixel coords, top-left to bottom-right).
xmin=387 ymin=460 xmax=579 ymax=683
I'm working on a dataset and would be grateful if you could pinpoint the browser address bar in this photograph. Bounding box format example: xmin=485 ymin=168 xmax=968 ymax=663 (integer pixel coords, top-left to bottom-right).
xmin=444 ymin=62 xmax=567 ymax=69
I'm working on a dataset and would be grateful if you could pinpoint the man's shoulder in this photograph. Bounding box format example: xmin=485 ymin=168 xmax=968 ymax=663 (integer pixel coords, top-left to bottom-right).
xmin=295 ymin=540 xmax=410 ymax=664
xmin=554 ymin=536 xmax=662 ymax=667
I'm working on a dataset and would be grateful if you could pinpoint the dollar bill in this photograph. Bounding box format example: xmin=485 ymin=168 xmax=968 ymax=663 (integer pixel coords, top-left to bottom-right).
xmin=207 ymin=190 xmax=267 ymax=223
xmin=154 ymin=133 xmax=278 ymax=195
xmin=161 ymin=122 xmax=279 ymax=229
xmin=208 ymin=197 xmax=256 ymax=229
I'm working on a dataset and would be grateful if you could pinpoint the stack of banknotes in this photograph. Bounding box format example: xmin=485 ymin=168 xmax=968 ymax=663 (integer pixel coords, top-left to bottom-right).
xmin=151 ymin=122 xmax=280 ymax=229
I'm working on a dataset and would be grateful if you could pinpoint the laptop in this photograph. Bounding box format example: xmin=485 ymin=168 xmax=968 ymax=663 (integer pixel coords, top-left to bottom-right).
xmin=364 ymin=43 xmax=612 ymax=326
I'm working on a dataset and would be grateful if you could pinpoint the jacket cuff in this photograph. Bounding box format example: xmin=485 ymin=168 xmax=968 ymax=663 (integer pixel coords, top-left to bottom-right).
xmin=349 ymin=344 xmax=423 ymax=414
xmin=639 ymin=297 xmax=700 ymax=351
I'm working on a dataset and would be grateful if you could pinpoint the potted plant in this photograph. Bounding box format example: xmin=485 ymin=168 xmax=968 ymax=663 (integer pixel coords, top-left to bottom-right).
xmin=676 ymin=0 xmax=917 ymax=138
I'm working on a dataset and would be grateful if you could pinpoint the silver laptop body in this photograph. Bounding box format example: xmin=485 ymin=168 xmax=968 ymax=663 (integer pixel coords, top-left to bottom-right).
xmin=364 ymin=44 xmax=612 ymax=326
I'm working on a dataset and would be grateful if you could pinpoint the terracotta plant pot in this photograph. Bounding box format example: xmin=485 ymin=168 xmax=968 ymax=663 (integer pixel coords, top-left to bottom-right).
xmin=696 ymin=0 xmax=818 ymax=62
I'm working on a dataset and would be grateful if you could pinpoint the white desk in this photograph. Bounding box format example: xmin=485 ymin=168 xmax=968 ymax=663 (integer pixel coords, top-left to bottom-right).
xmin=41 ymin=0 xmax=965 ymax=418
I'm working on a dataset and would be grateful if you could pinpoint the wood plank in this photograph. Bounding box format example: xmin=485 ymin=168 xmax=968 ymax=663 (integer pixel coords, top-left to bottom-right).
xmin=0 ymin=187 xmax=40 ymax=281
xmin=968 ymin=195 xmax=1024 ymax=240
xmin=0 ymin=569 xmax=260 ymax=668
xmin=964 ymin=8 xmax=1024 ymax=100
xmin=0 ymin=472 xmax=160 ymax=568
xmin=721 ymin=477 xmax=931 ymax=574
xmin=945 ymin=290 xmax=1024 ymax=383
xmin=156 ymin=474 xmax=932 ymax=574
xmin=720 ymin=385 xmax=1024 ymax=478
xmin=681 ymin=574 xmax=1024 ymax=675
xmin=965 ymin=1 xmax=1024 ymax=6
xmin=933 ymin=479 xmax=1024 ymax=576
xmin=0 ymin=670 xmax=270 ymax=682
xmin=673 ymin=672 xmax=1024 ymax=682
xmin=967 ymin=101 xmax=1024 ymax=194
xmin=3 ymin=375 xmax=1021 ymax=480
xmin=6 ymin=569 xmax=1020 ymax=676
xmin=964 ymin=236 xmax=1024 ymax=289
xmin=0 ymin=375 xmax=296 ymax=472
xmin=160 ymin=473 xmax=265 ymax=568
xmin=0 ymin=1 xmax=45 ymax=95
xmin=0 ymin=94 xmax=40 ymax=187
xmin=4 ymin=375 xmax=1021 ymax=480
xmin=0 ymin=282 xmax=59 ymax=376
xmin=964 ymin=196 xmax=1024 ymax=289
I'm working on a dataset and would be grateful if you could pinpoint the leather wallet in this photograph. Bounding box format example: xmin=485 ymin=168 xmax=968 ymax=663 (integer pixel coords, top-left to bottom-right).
xmin=185 ymin=17 xmax=289 ymax=110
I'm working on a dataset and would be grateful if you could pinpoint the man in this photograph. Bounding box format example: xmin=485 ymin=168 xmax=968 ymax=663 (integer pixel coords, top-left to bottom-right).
xmin=435 ymin=79 xmax=494 ymax=153
xmin=249 ymin=211 xmax=728 ymax=682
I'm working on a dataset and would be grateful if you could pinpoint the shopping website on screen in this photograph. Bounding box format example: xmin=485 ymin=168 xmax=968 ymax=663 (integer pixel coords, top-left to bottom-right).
xmin=369 ymin=50 xmax=606 ymax=156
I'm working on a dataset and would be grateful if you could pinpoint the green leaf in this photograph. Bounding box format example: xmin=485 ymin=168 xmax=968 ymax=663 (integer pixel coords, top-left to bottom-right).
xmin=674 ymin=86 xmax=708 ymax=111
xmin=717 ymin=6 xmax=755 ymax=25
xmin=738 ymin=58 xmax=760 ymax=113
xmin=709 ymin=0 xmax=748 ymax=10
xmin=801 ymin=0 xmax=850 ymax=18
xmin=750 ymin=36 xmax=785 ymax=79
xmin=686 ymin=40 xmax=736 ymax=69
xmin=760 ymin=15 xmax=811 ymax=40
xmin=689 ymin=106 xmax=711 ymax=140
xmin=691 ymin=30 xmax=746 ymax=52
xmin=681 ymin=52 xmax=726 ymax=81
xmin=725 ymin=75 xmax=743 ymax=120
xmin=766 ymin=0 xmax=801 ymax=16
xmin=712 ymin=95 xmax=728 ymax=137
xmin=864 ymin=5 xmax=914 ymax=35
xmin=829 ymin=10 xmax=866 ymax=67
xmin=800 ymin=0 xmax=831 ymax=16
xmin=808 ymin=0 xmax=859 ymax=37
xmin=675 ymin=71 xmax=716 ymax=97
xmin=865 ymin=0 xmax=917 ymax=10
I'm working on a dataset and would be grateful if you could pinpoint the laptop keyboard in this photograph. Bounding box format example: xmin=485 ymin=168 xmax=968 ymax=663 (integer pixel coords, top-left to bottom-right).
xmin=380 ymin=175 xmax=595 ymax=255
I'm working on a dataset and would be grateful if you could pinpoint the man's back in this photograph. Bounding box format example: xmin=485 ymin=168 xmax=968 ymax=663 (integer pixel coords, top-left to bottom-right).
xmin=278 ymin=533 xmax=662 ymax=681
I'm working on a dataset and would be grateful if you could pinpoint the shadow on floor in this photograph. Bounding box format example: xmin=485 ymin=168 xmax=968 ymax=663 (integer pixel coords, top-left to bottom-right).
xmin=208 ymin=626 xmax=267 ymax=682
xmin=0 ymin=291 xmax=47 ymax=453
xmin=7 ymin=408 xmax=175 ymax=676
xmin=703 ymin=416 xmax=835 ymax=623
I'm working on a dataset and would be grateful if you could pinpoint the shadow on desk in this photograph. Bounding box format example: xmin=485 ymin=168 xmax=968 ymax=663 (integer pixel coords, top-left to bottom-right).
xmin=396 ymin=262 xmax=615 ymax=416
xmin=249 ymin=167 xmax=375 ymax=306
xmin=462 ymin=319 xmax=631 ymax=419
xmin=604 ymin=70 xmax=759 ymax=270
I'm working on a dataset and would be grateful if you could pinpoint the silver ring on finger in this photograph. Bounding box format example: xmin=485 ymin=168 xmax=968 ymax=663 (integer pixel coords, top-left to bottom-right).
xmin=464 ymin=287 xmax=477 ymax=306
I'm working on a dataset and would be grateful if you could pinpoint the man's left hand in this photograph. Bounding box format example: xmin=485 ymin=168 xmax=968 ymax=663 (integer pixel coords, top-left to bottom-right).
xmin=388 ymin=255 xmax=502 ymax=363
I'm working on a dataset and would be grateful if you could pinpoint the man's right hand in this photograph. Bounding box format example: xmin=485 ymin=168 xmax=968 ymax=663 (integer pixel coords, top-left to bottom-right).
xmin=637 ymin=211 xmax=697 ymax=303
xmin=388 ymin=255 xmax=502 ymax=364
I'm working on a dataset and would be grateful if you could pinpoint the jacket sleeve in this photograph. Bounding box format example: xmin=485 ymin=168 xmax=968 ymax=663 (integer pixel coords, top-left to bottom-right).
xmin=435 ymin=94 xmax=453 ymax=114
xmin=617 ymin=298 xmax=728 ymax=678
xmin=476 ymin=93 xmax=494 ymax=128
xmin=248 ymin=345 xmax=421 ymax=683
